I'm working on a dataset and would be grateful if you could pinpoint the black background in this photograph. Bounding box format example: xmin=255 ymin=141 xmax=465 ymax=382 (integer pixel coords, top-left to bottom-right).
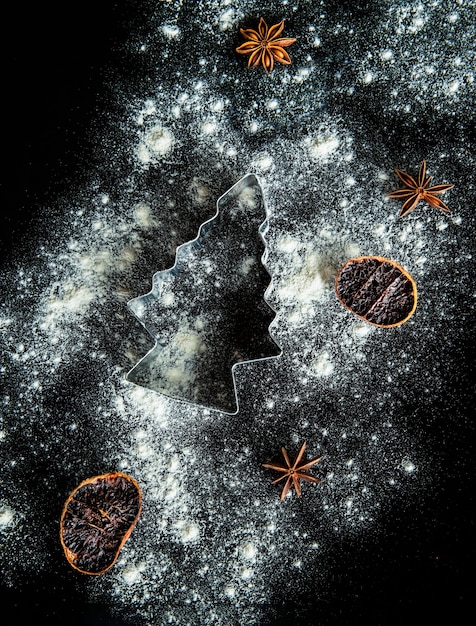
xmin=1 ymin=3 xmax=474 ymax=625
xmin=1 ymin=3 xmax=132 ymax=262
xmin=2 ymin=4 xmax=139 ymax=624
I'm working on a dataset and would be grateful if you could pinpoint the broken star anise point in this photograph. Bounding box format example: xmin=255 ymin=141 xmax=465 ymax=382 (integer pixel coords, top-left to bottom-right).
xmin=236 ymin=17 xmax=296 ymax=72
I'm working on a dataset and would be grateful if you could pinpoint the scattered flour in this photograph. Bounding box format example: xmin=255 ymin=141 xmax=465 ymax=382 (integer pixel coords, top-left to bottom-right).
xmin=0 ymin=504 xmax=15 ymax=531
xmin=138 ymin=125 xmax=175 ymax=164
xmin=1 ymin=1 xmax=472 ymax=624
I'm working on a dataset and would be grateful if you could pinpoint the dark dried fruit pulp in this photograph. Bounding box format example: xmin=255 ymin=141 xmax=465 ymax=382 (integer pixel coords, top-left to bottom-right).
xmin=60 ymin=472 xmax=142 ymax=575
xmin=335 ymin=256 xmax=417 ymax=327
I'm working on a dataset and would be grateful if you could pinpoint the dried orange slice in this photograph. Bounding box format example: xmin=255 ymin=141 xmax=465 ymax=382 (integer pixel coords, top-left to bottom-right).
xmin=60 ymin=472 xmax=142 ymax=575
xmin=335 ymin=256 xmax=417 ymax=328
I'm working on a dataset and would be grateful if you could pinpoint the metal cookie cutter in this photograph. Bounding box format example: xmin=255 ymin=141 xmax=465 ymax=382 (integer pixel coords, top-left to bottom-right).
xmin=126 ymin=173 xmax=281 ymax=414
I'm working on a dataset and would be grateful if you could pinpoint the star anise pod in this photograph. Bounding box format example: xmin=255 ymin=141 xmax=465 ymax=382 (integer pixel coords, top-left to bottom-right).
xmin=236 ymin=17 xmax=296 ymax=72
xmin=262 ymin=442 xmax=323 ymax=501
xmin=387 ymin=160 xmax=454 ymax=218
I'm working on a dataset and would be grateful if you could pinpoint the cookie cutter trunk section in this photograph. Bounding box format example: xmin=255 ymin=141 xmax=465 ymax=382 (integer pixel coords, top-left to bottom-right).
xmin=125 ymin=173 xmax=281 ymax=414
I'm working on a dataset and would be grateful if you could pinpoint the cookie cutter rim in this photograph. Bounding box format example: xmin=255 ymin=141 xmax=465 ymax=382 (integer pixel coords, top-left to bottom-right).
xmin=125 ymin=172 xmax=282 ymax=414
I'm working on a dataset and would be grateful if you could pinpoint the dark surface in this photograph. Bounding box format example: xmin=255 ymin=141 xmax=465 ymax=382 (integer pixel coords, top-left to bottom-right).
xmin=1 ymin=3 xmax=474 ymax=625
xmin=1 ymin=4 xmax=139 ymax=624
xmin=1 ymin=2 xmax=134 ymax=262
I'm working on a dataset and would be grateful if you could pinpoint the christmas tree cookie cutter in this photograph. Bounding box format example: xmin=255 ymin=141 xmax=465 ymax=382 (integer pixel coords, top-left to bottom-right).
xmin=126 ymin=173 xmax=281 ymax=414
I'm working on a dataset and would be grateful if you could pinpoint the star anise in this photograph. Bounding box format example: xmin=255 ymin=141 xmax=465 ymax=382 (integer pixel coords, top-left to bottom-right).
xmin=236 ymin=17 xmax=296 ymax=72
xmin=387 ymin=160 xmax=454 ymax=218
xmin=262 ymin=442 xmax=323 ymax=501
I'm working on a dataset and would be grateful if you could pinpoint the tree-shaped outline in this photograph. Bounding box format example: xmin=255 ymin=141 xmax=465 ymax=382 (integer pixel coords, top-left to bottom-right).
xmin=126 ymin=173 xmax=282 ymax=413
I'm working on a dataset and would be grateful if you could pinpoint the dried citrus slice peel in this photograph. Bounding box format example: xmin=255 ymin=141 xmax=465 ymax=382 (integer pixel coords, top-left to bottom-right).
xmin=335 ymin=256 xmax=417 ymax=328
xmin=60 ymin=472 xmax=142 ymax=575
